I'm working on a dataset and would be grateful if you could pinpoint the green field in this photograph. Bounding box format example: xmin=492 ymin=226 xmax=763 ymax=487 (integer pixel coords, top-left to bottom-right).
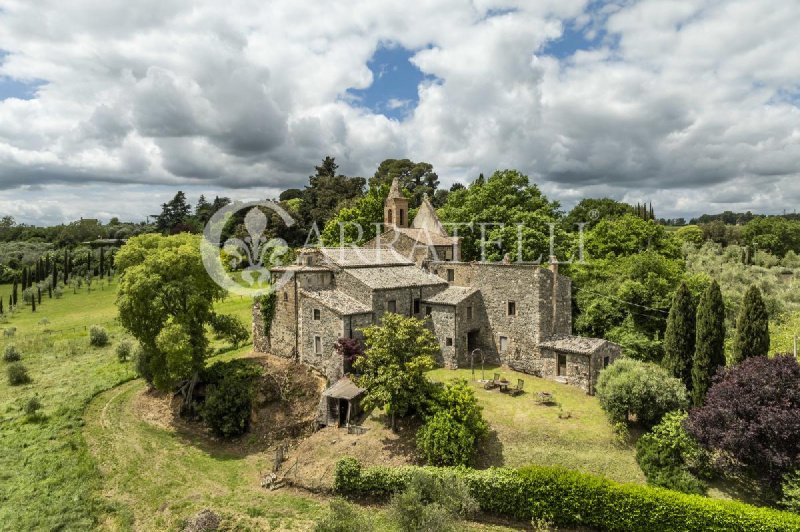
xmin=428 ymin=367 xmax=645 ymax=484
xmin=0 ymin=281 xmax=270 ymax=531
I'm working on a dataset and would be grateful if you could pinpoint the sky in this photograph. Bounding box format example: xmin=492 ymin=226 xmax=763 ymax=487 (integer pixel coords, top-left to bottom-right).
xmin=0 ymin=0 xmax=799 ymax=225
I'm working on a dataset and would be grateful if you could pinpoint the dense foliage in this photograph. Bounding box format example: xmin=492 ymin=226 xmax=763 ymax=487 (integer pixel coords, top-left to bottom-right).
xmin=596 ymin=358 xmax=688 ymax=428
xmin=635 ymin=411 xmax=706 ymax=494
xmin=416 ymin=380 xmax=488 ymax=466
xmin=7 ymin=363 xmax=31 ymax=385
xmin=3 ymin=344 xmax=21 ymax=362
xmin=334 ymin=458 xmax=800 ymax=531
xmin=692 ymin=280 xmax=726 ymax=405
xmin=732 ymin=285 xmax=771 ymax=363
xmin=386 ymin=469 xmax=478 ymax=532
xmin=355 ymin=314 xmax=438 ymax=428
xmin=88 ymin=325 xmax=109 ymax=347
xmin=686 ymin=355 xmax=800 ymax=490
xmin=209 ymin=313 xmax=250 ymax=347
xmin=662 ymin=282 xmax=696 ymax=391
xmin=200 ymin=359 xmax=261 ymax=438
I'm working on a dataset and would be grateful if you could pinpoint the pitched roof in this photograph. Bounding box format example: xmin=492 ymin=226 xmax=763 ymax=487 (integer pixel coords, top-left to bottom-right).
xmin=317 ymin=247 xmax=413 ymax=267
xmin=323 ymin=377 xmax=365 ymax=400
xmin=344 ymin=265 xmax=448 ymax=290
xmin=538 ymin=336 xmax=615 ymax=355
xmin=422 ymin=286 xmax=479 ymax=306
xmin=300 ymin=289 xmax=372 ymax=315
xmin=392 ymin=227 xmax=460 ymax=246
xmin=387 ymin=177 xmax=405 ymax=200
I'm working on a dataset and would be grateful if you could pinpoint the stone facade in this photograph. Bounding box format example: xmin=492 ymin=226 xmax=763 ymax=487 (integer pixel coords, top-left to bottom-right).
xmin=253 ymin=179 xmax=621 ymax=394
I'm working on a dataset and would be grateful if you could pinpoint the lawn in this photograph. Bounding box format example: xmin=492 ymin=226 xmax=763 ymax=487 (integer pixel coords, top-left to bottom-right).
xmin=428 ymin=366 xmax=646 ymax=484
xmin=0 ymin=280 xmax=283 ymax=531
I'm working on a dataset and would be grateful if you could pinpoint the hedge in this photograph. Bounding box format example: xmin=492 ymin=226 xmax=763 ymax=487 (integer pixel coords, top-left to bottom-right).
xmin=334 ymin=458 xmax=800 ymax=531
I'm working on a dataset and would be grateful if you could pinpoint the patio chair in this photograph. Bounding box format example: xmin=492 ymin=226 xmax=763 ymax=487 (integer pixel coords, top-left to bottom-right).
xmin=484 ymin=372 xmax=501 ymax=390
xmin=510 ymin=379 xmax=524 ymax=397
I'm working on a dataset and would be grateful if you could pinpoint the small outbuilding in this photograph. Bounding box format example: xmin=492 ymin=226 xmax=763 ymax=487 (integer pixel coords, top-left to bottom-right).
xmin=319 ymin=377 xmax=365 ymax=427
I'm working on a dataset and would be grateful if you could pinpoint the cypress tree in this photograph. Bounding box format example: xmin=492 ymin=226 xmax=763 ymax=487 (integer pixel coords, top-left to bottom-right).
xmin=12 ymin=280 xmax=18 ymax=306
xmin=31 ymin=295 xmax=36 ymax=312
xmin=692 ymin=280 xmax=726 ymax=405
xmin=87 ymin=251 xmax=92 ymax=277
xmin=21 ymin=267 xmax=28 ymax=290
xmin=52 ymin=259 xmax=58 ymax=289
xmin=732 ymin=285 xmax=770 ymax=363
xmin=37 ymin=287 xmax=42 ymax=304
xmin=64 ymin=250 xmax=69 ymax=283
xmin=100 ymin=247 xmax=105 ymax=277
xmin=662 ymin=282 xmax=696 ymax=392
xmin=0 ymin=298 xmax=3 ymax=314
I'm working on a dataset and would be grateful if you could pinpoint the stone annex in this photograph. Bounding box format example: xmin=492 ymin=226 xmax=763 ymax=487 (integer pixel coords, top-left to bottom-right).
xmin=253 ymin=178 xmax=621 ymax=397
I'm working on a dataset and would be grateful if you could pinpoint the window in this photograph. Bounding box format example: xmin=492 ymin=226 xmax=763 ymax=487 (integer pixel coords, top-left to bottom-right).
xmin=466 ymin=306 xmax=473 ymax=319
xmin=399 ymin=209 xmax=405 ymax=225
xmin=507 ymin=301 xmax=516 ymax=316
xmin=305 ymin=256 xmax=313 ymax=266
xmin=387 ymin=209 xmax=393 ymax=224
xmin=446 ymin=337 xmax=453 ymax=347
xmin=313 ymin=308 xmax=321 ymax=320
xmin=425 ymin=306 xmax=432 ymax=316
xmin=283 ymin=291 xmax=289 ymax=301
xmin=603 ymin=356 xmax=610 ymax=369
xmin=414 ymin=298 xmax=420 ymax=314
xmin=499 ymin=336 xmax=508 ymax=353
xmin=447 ymin=269 xmax=455 ymax=282
xmin=387 ymin=300 xmax=397 ymax=313
xmin=314 ymin=336 xmax=322 ymax=354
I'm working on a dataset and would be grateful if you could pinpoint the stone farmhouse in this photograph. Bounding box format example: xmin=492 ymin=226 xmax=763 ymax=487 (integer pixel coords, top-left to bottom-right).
xmin=253 ymin=179 xmax=620 ymax=396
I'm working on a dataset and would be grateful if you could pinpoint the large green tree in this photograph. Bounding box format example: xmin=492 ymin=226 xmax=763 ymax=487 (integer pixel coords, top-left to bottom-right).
xmin=299 ymin=156 xmax=366 ymax=229
xmin=732 ymin=285 xmax=770 ymax=363
xmin=564 ymin=198 xmax=634 ymax=231
xmin=115 ymin=233 xmax=226 ymax=412
xmin=437 ymin=170 xmax=566 ymax=262
xmin=692 ymin=280 xmax=726 ymax=405
xmin=662 ymin=282 xmax=696 ymax=392
xmin=320 ymin=183 xmax=390 ymax=246
xmin=585 ymin=213 xmax=680 ymax=260
xmin=370 ymin=158 xmax=438 ymax=209
xmin=156 ymin=191 xmax=192 ymax=233
xmin=355 ymin=313 xmax=438 ymax=430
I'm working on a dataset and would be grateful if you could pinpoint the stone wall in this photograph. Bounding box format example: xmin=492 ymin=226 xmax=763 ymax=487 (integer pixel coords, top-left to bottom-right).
xmin=372 ymin=285 xmax=443 ymax=323
xmin=428 ymin=304 xmax=456 ymax=367
xmin=299 ymin=298 xmax=346 ymax=384
xmin=589 ymin=343 xmax=622 ymax=394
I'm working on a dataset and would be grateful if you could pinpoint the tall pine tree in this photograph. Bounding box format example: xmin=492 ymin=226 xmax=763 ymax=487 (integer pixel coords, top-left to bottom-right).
xmin=662 ymin=282 xmax=696 ymax=392
xmin=692 ymin=280 xmax=726 ymax=406
xmin=732 ymin=285 xmax=770 ymax=363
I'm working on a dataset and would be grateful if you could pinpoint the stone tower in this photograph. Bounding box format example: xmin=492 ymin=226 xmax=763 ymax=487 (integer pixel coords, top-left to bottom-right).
xmin=384 ymin=178 xmax=409 ymax=228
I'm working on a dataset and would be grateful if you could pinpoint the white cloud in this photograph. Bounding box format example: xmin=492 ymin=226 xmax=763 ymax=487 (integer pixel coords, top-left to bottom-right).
xmin=0 ymin=0 xmax=798 ymax=224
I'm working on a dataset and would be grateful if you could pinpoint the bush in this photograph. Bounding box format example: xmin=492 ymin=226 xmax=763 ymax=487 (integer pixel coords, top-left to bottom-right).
xmin=133 ymin=344 xmax=154 ymax=383
xmin=210 ymin=313 xmax=250 ymax=347
xmin=417 ymin=379 xmax=488 ymax=466
xmin=314 ymin=498 xmax=374 ymax=532
xmin=636 ymin=412 xmax=706 ymax=494
xmin=115 ymin=340 xmax=132 ymax=362
xmin=200 ymin=359 xmax=261 ymax=438
xmin=596 ymin=358 xmax=688 ymax=428
xmin=334 ymin=459 xmax=800 ymax=531
xmin=24 ymin=396 xmax=42 ymax=417
xmin=782 ymin=471 xmax=800 ymax=514
xmin=3 ymin=344 xmax=21 ymax=362
xmin=89 ymin=325 xmax=109 ymax=347
xmin=387 ymin=469 xmax=478 ymax=532
xmin=7 ymin=363 xmax=31 ymax=385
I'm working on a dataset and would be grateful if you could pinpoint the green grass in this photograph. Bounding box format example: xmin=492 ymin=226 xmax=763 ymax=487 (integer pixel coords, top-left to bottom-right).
xmin=428 ymin=366 xmax=646 ymax=484
xmin=0 ymin=280 xmax=280 ymax=531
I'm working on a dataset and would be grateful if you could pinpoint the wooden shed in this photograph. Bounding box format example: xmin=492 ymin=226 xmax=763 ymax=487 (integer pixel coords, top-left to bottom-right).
xmin=319 ymin=377 xmax=365 ymax=427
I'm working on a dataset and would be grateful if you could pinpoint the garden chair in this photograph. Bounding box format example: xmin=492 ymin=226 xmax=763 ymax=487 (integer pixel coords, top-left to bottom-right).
xmin=510 ymin=379 xmax=524 ymax=397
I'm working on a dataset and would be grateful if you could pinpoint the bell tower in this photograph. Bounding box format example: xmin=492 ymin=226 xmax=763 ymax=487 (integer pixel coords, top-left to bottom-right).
xmin=384 ymin=178 xmax=409 ymax=228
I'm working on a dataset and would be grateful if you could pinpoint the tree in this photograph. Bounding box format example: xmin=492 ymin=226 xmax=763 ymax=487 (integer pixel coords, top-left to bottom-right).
xmin=156 ymin=191 xmax=192 ymax=233
xmin=370 ymin=159 xmax=439 ymax=209
xmin=320 ymin=183 xmax=389 ymax=246
xmin=732 ymin=285 xmax=770 ymax=363
xmin=564 ymin=198 xmax=634 ymax=231
xmin=355 ymin=313 xmax=438 ymax=430
xmin=115 ymin=233 xmax=226 ymax=413
xmin=299 ymin=157 xmax=366 ymax=229
xmin=596 ymin=358 xmax=688 ymax=429
xmin=585 ymin=214 xmax=680 ymax=260
xmin=674 ymin=225 xmax=705 ymax=246
xmin=437 ymin=170 xmax=566 ymax=262
xmin=662 ymin=282 xmax=696 ymax=392
xmin=686 ymin=355 xmax=800 ymax=489
xmin=692 ymin=280 xmax=726 ymax=406
xmin=635 ymin=411 xmax=706 ymax=494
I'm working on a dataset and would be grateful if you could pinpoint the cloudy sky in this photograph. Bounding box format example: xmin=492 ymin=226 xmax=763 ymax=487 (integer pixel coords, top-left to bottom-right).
xmin=0 ymin=0 xmax=798 ymax=225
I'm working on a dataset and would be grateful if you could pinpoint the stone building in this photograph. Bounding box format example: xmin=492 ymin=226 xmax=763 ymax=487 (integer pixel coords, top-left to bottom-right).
xmin=253 ymin=179 xmax=620 ymax=394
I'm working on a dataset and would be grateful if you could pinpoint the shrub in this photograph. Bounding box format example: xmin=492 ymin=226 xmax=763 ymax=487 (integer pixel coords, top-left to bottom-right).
xmin=7 ymin=363 xmax=31 ymax=385
xmin=200 ymin=359 xmax=261 ymax=438
xmin=314 ymin=498 xmax=375 ymax=532
xmin=210 ymin=313 xmax=250 ymax=347
xmin=89 ymin=325 xmax=109 ymax=347
xmin=416 ymin=379 xmax=488 ymax=466
xmin=387 ymin=469 xmax=478 ymax=532
xmin=133 ymin=344 xmax=155 ymax=384
xmin=636 ymin=411 xmax=706 ymax=494
xmin=3 ymin=344 xmax=21 ymax=362
xmin=686 ymin=355 xmax=800 ymax=490
xmin=596 ymin=358 xmax=688 ymax=428
xmin=782 ymin=471 xmax=800 ymax=514
xmin=115 ymin=340 xmax=132 ymax=362
xmin=24 ymin=396 xmax=42 ymax=417
xmin=334 ymin=458 xmax=800 ymax=531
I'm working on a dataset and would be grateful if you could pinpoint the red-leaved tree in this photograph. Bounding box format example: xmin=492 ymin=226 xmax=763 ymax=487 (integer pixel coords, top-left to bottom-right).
xmin=685 ymin=355 xmax=800 ymax=488
xmin=335 ymin=337 xmax=364 ymax=374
